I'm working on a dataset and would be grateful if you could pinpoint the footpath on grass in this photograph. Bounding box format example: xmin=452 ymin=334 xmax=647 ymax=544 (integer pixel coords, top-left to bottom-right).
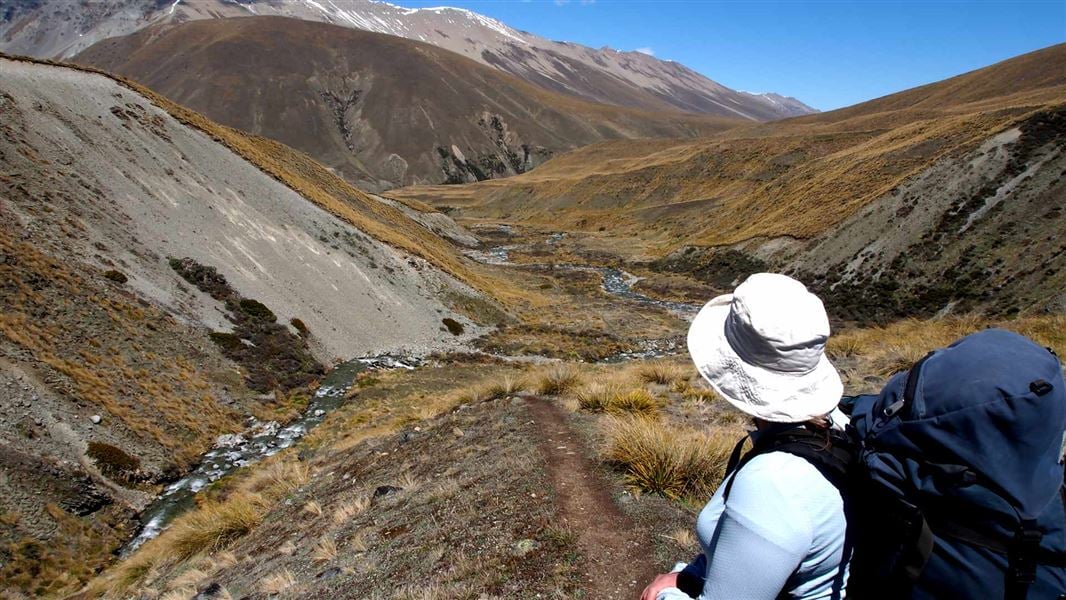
xmin=525 ymin=396 xmax=658 ymax=598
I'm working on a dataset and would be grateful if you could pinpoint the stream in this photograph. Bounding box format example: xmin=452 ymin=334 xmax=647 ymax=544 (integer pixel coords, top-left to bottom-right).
xmin=122 ymin=355 xmax=417 ymax=554
xmin=124 ymin=235 xmax=695 ymax=553
xmin=465 ymin=239 xmax=701 ymax=318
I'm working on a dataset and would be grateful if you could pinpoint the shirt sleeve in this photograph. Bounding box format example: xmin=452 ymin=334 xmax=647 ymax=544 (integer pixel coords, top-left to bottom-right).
xmin=697 ymin=456 xmax=816 ymax=599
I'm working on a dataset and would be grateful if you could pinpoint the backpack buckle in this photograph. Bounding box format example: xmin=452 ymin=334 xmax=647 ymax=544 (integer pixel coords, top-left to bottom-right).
xmin=1009 ymin=524 xmax=1043 ymax=585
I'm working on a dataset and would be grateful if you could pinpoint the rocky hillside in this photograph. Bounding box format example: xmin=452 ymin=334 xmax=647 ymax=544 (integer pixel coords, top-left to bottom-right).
xmin=73 ymin=17 xmax=741 ymax=191
xmin=391 ymin=44 xmax=1066 ymax=319
xmin=0 ymin=0 xmax=815 ymax=120
xmin=0 ymin=54 xmax=503 ymax=597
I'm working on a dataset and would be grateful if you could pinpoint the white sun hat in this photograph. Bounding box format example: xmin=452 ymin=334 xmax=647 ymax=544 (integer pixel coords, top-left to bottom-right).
xmin=687 ymin=273 xmax=842 ymax=423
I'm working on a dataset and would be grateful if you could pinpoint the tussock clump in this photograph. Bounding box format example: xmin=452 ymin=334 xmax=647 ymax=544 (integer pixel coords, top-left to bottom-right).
xmin=534 ymin=365 xmax=582 ymax=396
xmin=312 ymin=537 xmax=338 ymax=562
xmin=603 ymin=416 xmax=734 ymax=500
xmin=576 ymin=384 xmax=659 ymax=416
xmin=331 ymin=497 xmax=370 ymax=524
xmin=636 ymin=361 xmax=688 ymax=385
xmin=166 ymin=495 xmax=263 ymax=561
xmin=481 ymin=374 xmax=528 ymax=400
xmin=260 ymin=569 xmax=297 ymax=594
xmin=302 ymin=501 xmax=323 ymax=517
xmin=681 ymin=383 xmax=720 ymax=404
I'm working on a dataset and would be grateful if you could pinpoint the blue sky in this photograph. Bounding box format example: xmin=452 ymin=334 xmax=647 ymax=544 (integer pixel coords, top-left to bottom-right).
xmin=403 ymin=0 xmax=1065 ymax=111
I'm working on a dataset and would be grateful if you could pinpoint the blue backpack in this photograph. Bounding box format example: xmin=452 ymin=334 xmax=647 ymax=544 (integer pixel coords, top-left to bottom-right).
xmin=845 ymin=329 xmax=1066 ymax=599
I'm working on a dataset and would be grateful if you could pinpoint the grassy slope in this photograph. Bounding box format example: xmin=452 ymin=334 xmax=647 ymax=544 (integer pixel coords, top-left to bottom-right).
xmin=389 ymin=44 xmax=1066 ymax=251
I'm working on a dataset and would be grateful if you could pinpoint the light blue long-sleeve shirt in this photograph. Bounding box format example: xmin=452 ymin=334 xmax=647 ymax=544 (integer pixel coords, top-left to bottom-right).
xmin=657 ymin=450 xmax=850 ymax=599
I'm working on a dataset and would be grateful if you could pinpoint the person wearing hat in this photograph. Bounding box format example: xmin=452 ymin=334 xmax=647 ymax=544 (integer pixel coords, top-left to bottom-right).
xmin=642 ymin=273 xmax=851 ymax=600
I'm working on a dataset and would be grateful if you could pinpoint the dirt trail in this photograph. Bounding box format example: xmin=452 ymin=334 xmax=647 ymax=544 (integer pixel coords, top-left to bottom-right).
xmin=525 ymin=396 xmax=657 ymax=599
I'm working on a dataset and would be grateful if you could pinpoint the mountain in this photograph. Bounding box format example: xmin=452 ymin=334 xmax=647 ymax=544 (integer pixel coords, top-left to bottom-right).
xmin=0 ymin=0 xmax=816 ymax=121
xmin=0 ymin=53 xmax=511 ymax=595
xmin=74 ymin=16 xmax=741 ymax=191
xmin=390 ymin=44 xmax=1066 ymax=320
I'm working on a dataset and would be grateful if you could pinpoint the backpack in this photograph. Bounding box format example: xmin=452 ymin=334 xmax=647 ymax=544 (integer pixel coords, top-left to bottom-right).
xmin=712 ymin=328 xmax=1066 ymax=599
xmin=845 ymin=329 xmax=1066 ymax=599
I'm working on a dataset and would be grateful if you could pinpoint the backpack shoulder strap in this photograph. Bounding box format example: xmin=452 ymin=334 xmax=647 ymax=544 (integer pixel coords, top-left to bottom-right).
xmin=723 ymin=425 xmax=855 ymax=502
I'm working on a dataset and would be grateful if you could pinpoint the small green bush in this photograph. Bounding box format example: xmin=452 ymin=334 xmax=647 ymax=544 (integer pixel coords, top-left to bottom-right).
xmin=442 ymin=317 xmax=464 ymax=336
xmin=208 ymin=331 xmax=243 ymax=352
xmin=238 ymin=299 xmax=277 ymax=323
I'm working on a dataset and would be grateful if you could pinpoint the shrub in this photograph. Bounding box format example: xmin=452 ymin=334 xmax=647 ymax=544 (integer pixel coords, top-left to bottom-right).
xmin=535 ymin=365 xmax=581 ymax=396
xmin=102 ymin=269 xmax=128 ymax=284
xmin=237 ymin=298 xmax=276 ymax=323
xmin=86 ymin=442 xmax=140 ymax=479
xmin=168 ymin=257 xmax=231 ymax=301
xmin=603 ymin=416 xmax=735 ymax=500
xmin=442 ymin=317 xmax=464 ymax=336
xmin=208 ymin=331 xmax=243 ymax=352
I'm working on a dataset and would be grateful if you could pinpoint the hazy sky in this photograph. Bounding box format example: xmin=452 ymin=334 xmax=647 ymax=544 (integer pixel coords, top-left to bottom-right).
xmin=402 ymin=0 xmax=1065 ymax=111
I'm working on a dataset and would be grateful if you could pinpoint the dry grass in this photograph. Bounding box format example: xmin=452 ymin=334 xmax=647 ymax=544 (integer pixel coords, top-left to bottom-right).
xmin=312 ymin=537 xmax=338 ymax=562
xmin=636 ymin=361 xmax=688 ymax=385
xmin=260 ymin=569 xmax=297 ymax=594
xmin=166 ymin=495 xmax=263 ymax=561
xmin=332 ymin=497 xmax=370 ymax=524
xmin=483 ymin=374 xmax=529 ymax=399
xmin=602 ymin=416 xmax=737 ymax=501
xmin=534 ymin=365 xmax=583 ymax=396
xmin=830 ymin=314 xmax=1066 ymax=376
xmin=302 ymin=501 xmax=323 ymax=517
xmin=575 ymin=384 xmax=659 ymax=416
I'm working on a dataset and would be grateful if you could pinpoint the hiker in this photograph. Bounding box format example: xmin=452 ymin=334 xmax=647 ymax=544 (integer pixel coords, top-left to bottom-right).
xmin=642 ymin=273 xmax=851 ymax=600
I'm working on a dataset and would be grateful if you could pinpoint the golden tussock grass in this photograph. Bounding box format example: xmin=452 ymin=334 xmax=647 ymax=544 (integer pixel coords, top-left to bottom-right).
xmin=260 ymin=569 xmax=298 ymax=594
xmin=602 ymin=416 xmax=737 ymax=501
xmin=311 ymin=537 xmax=338 ymax=562
xmin=166 ymin=495 xmax=263 ymax=562
xmin=575 ymin=384 xmax=659 ymax=416
xmin=534 ymin=365 xmax=583 ymax=396
xmin=302 ymin=501 xmax=323 ymax=517
xmin=636 ymin=361 xmax=689 ymax=385
xmin=830 ymin=314 xmax=1066 ymax=377
xmin=331 ymin=497 xmax=370 ymax=524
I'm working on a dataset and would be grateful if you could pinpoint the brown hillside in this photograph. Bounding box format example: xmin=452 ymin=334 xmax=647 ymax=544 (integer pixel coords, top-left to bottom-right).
xmin=74 ymin=16 xmax=742 ymax=191
xmin=390 ymin=44 xmax=1066 ymax=318
xmin=390 ymin=44 xmax=1066 ymax=246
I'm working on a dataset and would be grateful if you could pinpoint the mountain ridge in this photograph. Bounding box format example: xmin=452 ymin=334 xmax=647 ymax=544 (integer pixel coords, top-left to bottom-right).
xmin=0 ymin=0 xmax=816 ymax=120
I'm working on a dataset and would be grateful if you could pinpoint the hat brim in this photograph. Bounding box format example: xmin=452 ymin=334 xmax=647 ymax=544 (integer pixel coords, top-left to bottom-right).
xmin=687 ymin=295 xmax=843 ymax=423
